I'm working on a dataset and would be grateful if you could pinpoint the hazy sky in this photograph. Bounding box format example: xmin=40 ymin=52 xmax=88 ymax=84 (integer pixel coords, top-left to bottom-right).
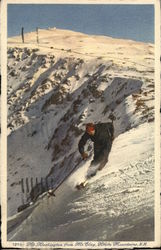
xmin=8 ymin=4 xmax=154 ymax=43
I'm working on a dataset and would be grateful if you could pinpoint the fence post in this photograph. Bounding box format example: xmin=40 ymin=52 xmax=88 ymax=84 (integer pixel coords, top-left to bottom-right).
xmin=26 ymin=178 xmax=29 ymax=193
xmin=36 ymin=27 xmax=39 ymax=44
xmin=21 ymin=27 xmax=24 ymax=43
xmin=36 ymin=177 xmax=38 ymax=186
xmin=45 ymin=177 xmax=49 ymax=190
xmin=30 ymin=177 xmax=33 ymax=190
xmin=21 ymin=178 xmax=25 ymax=204
xmin=21 ymin=178 xmax=24 ymax=193
xmin=41 ymin=177 xmax=43 ymax=193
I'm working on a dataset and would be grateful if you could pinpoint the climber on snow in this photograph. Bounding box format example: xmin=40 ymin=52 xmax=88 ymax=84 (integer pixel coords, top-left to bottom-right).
xmin=78 ymin=114 xmax=115 ymax=171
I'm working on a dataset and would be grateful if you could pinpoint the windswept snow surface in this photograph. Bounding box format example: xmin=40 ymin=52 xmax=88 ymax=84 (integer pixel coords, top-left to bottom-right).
xmin=7 ymin=28 xmax=155 ymax=241
xmin=8 ymin=122 xmax=154 ymax=241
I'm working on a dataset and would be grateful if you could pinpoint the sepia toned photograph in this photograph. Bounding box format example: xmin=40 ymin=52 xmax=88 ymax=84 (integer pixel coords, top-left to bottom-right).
xmin=1 ymin=0 xmax=160 ymax=248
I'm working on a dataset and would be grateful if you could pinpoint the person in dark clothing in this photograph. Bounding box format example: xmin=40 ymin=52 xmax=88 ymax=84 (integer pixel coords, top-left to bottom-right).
xmin=78 ymin=122 xmax=114 ymax=171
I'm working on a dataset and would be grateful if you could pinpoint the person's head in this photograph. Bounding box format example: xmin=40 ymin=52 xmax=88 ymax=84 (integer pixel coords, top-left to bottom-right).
xmin=86 ymin=123 xmax=95 ymax=135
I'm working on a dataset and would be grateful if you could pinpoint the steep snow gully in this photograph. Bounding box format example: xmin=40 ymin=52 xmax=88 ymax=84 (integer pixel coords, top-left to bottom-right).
xmin=7 ymin=29 xmax=154 ymax=241
xmin=8 ymin=123 xmax=154 ymax=241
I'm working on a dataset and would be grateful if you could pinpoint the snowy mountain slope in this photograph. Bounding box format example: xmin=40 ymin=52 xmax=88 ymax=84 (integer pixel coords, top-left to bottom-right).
xmin=8 ymin=122 xmax=154 ymax=241
xmin=7 ymin=28 xmax=154 ymax=238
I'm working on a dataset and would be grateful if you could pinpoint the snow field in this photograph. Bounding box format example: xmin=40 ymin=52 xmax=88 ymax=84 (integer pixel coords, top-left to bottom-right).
xmin=6 ymin=29 xmax=155 ymax=241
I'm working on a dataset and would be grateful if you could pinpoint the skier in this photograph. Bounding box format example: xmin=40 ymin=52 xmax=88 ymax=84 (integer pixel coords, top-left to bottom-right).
xmin=78 ymin=119 xmax=114 ymax=173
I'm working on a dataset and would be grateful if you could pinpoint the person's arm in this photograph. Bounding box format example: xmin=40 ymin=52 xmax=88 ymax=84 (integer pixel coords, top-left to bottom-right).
xmin=78 ymin=132 xmax=90 ymax=156
xmin=108 ymin=123 xmax=114 ymax=140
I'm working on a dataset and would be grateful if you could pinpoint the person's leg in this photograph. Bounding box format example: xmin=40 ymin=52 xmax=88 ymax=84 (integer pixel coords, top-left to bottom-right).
xmin=87 ymin=148 xmax=105 ymax=178
xmin=88 ymin=141 xmax=112 ymax=176
xmin=90 ymin=154 xmax=101 ymax=167
xmin=98 ymin=153 xmax=108 ymax=170
xmin=91 ymin=145 xmax=102 ymax=166
xmin=98 ymin=142 xmax=112 ymax=170
xmin=87 ymin=156 xmax=100 ymax=178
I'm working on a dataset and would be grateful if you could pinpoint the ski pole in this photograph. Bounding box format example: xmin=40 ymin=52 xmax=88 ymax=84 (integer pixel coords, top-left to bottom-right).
xmin=48 ymin=157 xmax=82 ymax=196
